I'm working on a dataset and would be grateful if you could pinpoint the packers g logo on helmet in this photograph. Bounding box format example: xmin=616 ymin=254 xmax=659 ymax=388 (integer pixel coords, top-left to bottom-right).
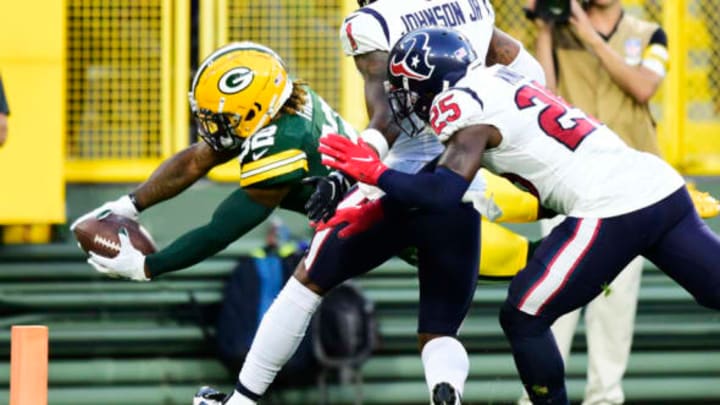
xmin=189 ymin=42 xmax=293 ymax=150
xmin=218 ymin=67 xmax=254 ymax=94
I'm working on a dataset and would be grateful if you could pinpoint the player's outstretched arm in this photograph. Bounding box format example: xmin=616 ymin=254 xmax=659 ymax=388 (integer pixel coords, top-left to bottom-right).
xmin=87 ymin=186 xmax=285 ymax=280
xmin=133 ymin=141 xmax=239 ymax=210
xmin=320 ymin=125 xmax=497 ymax=211
xmin=71 ymin=142 xmax=238 ymax=230
xmin=142 ymin=186 xmax=288 ymax=278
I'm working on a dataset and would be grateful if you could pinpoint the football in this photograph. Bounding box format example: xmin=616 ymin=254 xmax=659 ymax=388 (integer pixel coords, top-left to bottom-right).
xmin=73 ymin=212 xmax=157 ymax=258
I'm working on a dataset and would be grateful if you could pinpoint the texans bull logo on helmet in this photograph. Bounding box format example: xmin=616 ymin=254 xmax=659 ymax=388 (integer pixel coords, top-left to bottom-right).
xmin=389 ymin=32 xmax=436 ymax=81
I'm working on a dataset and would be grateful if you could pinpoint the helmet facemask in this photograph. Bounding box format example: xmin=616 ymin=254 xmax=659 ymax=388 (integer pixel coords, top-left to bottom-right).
xmin=386 ymin=80 xmax=429 ymax=137
xmin=193 ymin=108 xmax=243 ymax=151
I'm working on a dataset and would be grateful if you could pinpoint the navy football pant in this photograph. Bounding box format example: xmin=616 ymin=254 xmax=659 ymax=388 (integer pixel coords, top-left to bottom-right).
xmin=501 ymin=187 xmax=720 ymax=404
xmin=304 ymin=191 xmax=480 ymax=335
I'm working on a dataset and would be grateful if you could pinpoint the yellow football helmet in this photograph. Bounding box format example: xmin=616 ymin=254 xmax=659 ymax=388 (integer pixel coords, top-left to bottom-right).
xmin=189 ymin=42 xmax=293 ymax=150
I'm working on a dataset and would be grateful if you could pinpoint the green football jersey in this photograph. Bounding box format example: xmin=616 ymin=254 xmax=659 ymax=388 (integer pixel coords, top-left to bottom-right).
xmin=236 ymin=86 xmax=358 ymax=212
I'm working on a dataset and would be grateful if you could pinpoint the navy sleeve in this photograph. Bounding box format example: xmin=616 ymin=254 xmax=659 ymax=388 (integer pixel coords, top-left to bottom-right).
xmin=0 ymin=77 xmax=8 ymax=115
xmin=376 ymin=167 xmax=471 ymax=211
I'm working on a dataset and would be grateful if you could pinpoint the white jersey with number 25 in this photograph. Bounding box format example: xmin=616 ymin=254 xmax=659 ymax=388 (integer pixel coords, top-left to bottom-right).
xmin=430 ymin=63 xmax=684 ymax=218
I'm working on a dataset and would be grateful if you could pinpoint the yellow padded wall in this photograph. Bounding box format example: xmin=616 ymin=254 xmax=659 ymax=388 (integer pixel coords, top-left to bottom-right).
xmin=0 ymin=0 xmax=65 ymax=224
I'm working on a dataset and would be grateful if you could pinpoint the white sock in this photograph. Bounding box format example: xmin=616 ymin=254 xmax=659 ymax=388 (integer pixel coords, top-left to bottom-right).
xmin=237 ymin=277 xmax=322 ymax=396
xmin=421 ymin=336 xmax=469 ymax=398
xmin=224 ymin=390 xmax=256 ymax=405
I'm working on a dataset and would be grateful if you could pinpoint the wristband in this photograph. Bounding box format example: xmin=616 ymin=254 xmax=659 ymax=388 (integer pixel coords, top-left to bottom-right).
xmin=329 ymin=170 xmax=353 ymax=189
xmin=360 ymin=128 xmax=389 ymax=159
xmin=128 ymin=193 xmax=142 ymax=212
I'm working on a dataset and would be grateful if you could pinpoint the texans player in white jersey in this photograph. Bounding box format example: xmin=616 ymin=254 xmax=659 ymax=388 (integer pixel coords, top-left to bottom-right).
xmin=304 ymin=0 xmax=550 ymax=280
xmin=320 ymin=27 xmax=720 ymax=405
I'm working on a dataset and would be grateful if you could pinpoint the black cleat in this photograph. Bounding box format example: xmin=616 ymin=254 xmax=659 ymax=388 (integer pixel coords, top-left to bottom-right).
xmin=432 ymin=382 xmax=461 ymax=405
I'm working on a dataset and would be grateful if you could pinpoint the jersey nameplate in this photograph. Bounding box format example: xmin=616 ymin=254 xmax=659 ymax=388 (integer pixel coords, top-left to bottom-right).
xmin=400 ymin=0 xmax=491 ymax=32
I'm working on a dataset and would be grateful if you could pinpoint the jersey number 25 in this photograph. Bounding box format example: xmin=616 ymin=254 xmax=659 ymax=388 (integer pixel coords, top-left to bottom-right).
xmin=515 ymin=83 xmax=599 ymax=151
xmin=429 ymin=94 xmax=461 ymax=133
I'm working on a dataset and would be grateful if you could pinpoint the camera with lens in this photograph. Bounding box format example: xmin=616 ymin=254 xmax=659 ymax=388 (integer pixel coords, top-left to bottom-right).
xmin=525 ymin=0 xmax=570 ymax=23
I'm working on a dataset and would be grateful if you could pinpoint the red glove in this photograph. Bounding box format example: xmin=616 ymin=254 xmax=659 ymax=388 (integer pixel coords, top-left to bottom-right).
xmin=316 ymin=198 xmax=384 ymax=238
xmin=319 ymin=134 xmax=388 ymax=185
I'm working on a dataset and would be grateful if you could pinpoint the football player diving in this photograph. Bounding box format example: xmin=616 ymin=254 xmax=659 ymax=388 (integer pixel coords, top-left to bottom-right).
xmin=319 ymin=27 xmax=720 ymax=405
xmin=74 ymin=41 xmax=360 ymax=280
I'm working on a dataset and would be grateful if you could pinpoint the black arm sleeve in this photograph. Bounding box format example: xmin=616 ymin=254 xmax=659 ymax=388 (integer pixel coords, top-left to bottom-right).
xmin=376 ymin=167 xmax=471 ymax=211
xmin=649 ymin=27 xmax=668 ymax=47
xmin=145 ymin=187 xmax=274 ymax=277
xmin=0 ymin=77 xmax=9 ymax=115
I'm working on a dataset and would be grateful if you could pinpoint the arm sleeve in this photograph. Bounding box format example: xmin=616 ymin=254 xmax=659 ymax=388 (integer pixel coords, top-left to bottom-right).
xmin=507 ymin=46 xmax=546 ymax=86
xmin=0 ymin=77 xmax=9 ymax=115
xmin=145 ymin=187 xmax=273 ymax=277
xmin=339 ymin=11 xmax=390 ymax=55
xmin=377 ymin=167 xmax=471 ymax=211
xmin=642 ymin=27 xmax=669 ymax=77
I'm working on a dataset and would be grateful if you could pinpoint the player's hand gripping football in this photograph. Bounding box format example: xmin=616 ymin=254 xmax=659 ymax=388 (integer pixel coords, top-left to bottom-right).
xmin=302 ymin=171 xmax=352 ymax=222
xmin=319 ymin=134 xmax=388 ymax=186
xmin=316 ymin=198 xmax=384 ymax=238
xmin=87 ymin=228 xmax=150 ymax=281
xmin=70 ymin=195 xmax=139 ymax=231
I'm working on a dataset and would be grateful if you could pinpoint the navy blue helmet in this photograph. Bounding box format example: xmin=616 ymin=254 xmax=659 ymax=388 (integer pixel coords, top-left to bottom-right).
xmin=386 ymin=27 xmax=477 ymax=135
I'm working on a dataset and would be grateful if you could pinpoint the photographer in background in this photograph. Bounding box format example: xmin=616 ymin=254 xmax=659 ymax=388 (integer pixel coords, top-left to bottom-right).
xmin=520 ymin=0 xmax=696 ymax=403
xmin=0 ymin=75 xmax=9 ymax=147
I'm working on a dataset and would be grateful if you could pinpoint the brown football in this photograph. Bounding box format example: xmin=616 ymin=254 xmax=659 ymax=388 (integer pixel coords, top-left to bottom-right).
xmin=73 ymin=212 xmax=157 ymax=258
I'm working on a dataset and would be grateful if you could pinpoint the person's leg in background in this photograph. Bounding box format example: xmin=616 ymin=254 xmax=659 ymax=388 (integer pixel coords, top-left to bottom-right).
xmin=582 ymin=256 xmax=643 ymax=405
xmin=479 ymin=219 xmax=530 ymax=279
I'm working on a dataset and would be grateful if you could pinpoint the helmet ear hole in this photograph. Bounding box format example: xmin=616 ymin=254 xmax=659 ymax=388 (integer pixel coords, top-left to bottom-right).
xmin=245 ymin=109 xmax=256 ymax=122
xmin=244 ymin=102 xmax=263 ymax=122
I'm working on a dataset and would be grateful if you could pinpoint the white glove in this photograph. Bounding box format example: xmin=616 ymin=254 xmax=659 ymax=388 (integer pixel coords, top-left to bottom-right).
xmin=70 ymin=195 xmax=139 ymax=231
xmin=87 ymin=229 xmax=150 ymax=281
